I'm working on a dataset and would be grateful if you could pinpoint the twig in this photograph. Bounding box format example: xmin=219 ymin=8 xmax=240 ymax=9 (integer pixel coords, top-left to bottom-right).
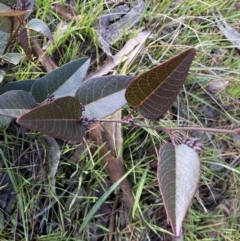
xmin=30 ymin=37 xmax=58 ymax=73
xmin=94 ymin=119 xmax=239 ymax=135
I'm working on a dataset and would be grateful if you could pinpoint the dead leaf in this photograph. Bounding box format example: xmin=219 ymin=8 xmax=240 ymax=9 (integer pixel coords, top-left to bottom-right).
xmin=89 ymin=123 xmax=134 ymax=208
xmin=95 ymin=1 xmax=145 ymax=56
xmin=86 ymin=30 xmax=151 ymax=80
xmin=214 ymin=10 xmax=240 ymax=50
xmin=43 ymin=136 xmax=60 ymax=194
xmin=52 ymin=3 xmax=80 ymax=21
xmin=31 ymin=37 xmax=58 ymax=72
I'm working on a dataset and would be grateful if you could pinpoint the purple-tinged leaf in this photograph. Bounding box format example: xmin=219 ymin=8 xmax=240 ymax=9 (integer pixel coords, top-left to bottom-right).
xmin=125 ymin=48 xmax=196 ymax=119
xmin=17 ymin=96 xmax=85 ymax=141
xmin=19 ymin=28 xmax=32 ymax=60
xmin=158 ymin=143 xmax=200 ymax=237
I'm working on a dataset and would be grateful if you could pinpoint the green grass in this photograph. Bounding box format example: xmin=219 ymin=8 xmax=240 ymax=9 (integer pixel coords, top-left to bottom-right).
xmin=1 ymin=0 xmax=240 ymax=240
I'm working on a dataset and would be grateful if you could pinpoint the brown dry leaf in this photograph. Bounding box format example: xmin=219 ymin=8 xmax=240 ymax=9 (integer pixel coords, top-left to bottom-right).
xmin=52 ymin=3 xmax=80 ymax=21
xmin=31 ymin=37 xmax=58 ymax=72
xmin=96 ymin=1 xmax=145 ymax=57
xmin=86 ymin=30 xmax=151 ymax=80
xmin=89 ymin=123 xmax=134 ymax=208
xmin=101 ymin=111 xmax=123 ymax=158
xmin=43 ymin=136 xmax=60 ymax=194
xmin=84 ymin=29 xmax=152 ymax=211
xmin=83 ymin=31 xmax=152 ymax=210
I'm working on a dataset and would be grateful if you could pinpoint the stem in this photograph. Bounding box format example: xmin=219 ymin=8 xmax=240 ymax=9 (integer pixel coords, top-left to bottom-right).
xmin=3 ymin=16 xmax=24 ymax=55
xmin=94 ymin=118 xmax=239 ymax=135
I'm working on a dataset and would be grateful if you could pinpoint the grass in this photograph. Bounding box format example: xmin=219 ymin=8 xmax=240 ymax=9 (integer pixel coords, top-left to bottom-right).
xmin=1 ymin=0 xmax=240 ymax=240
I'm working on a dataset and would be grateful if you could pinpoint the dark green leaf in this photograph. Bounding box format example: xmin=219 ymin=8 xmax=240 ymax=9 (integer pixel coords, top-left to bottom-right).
xmin=0 ymin=5 xmax=21 ymax=55
xmin=125 ymin=48 xmax=196 ymax=119
xmin=1 ymin=52 xmax=25 ymax=64
xmin=0 ymin=29 xmax=10 ymax=55
xmin=0 ymin=90 xmax=36 ymax=118
xmin=17 ymin=96 xmax=85 ymax=141
xmin=31 ymin=57 xmax=89 ymax=103
xmin=0 ymin=80 xmax=35 ymax=95
xmin=75 ymin=75 xmax=134 ymax=118
xmin=158 ymin=143 xmax=200 ymax=237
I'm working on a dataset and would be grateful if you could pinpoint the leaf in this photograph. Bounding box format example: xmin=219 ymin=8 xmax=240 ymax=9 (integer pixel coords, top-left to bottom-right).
xmin=31 ymin=57 xmax=89 ymax=103
xmin=0 ymin=90 xmax=37 ymax=118
xmin=52 ymin=59 xmax=90 ymax=99
xmin=125 ymin=48 xmax=196 ymax=119
xmin=0 ymin=80 xmax=35 ymax=95
xmin=85 ymin=31 xmax=151 ymax=80
xmin=75 ymin=75 xmax=134 ymax=118
xmin=0 ymin=29 xmax=10 ymax=55
xmin=215 ymin=10 xmax=240 ymax=50
xmin=0 ymin=89 xmax=35 ymax=128
xmin=0 ymin=5 xmax=19 ymax=54
xmin=0 ymin=116 xmax=13 ymax=128
xmin=0 ymin=16 xmax=14 ymax=34
xmin=158 ymin=143 xmax=200 ymax=237
xmin=96 ymin=1 xmax=145 ymax=57
xmin=0 ymin=3 xmax=27 ymax=17
xmin=1 ymin=52 xmax=25 ymax=64
xmin=17 ymin=96 xmax=85 ymax=141
xmin=19 ymin=28 xmax=32 ymax=60
xmin=26 ymin=18 xmax=54 ymax=43
xmin=43 ymin=136 xmax=60 ymax=194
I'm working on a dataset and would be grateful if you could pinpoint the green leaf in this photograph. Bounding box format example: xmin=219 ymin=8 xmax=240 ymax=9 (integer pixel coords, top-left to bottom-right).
xmin=1 ymin=52 xmax=25 ymax=64
xmin=75 ymin=75 xmax=134 ymax=118
xmin=31 ymin=57 xmax=90 ymax=103
xmin=158 ymin=143 xmax=200 ymax=237
xmin=125 ymin=48 xmax=196 ymax=119
xmin=0 ymin=29 xmax=9 ymax=55
xmin=0 ymin=4 xmax=24 ymax=55
xmin=0 ymin=90 xmax=37 ymax=118
xmin=17 ymin=96 xmax=85 ymax=141
xmin=0 ymin=89 xmax=36 ymax=128
xmin=26 ymin=18 xmax=53 ymax=43
xmin=0 ymin=80 xmax=35 ymax=95
xmin=53 ymin=59 xmax=90 ymax=99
